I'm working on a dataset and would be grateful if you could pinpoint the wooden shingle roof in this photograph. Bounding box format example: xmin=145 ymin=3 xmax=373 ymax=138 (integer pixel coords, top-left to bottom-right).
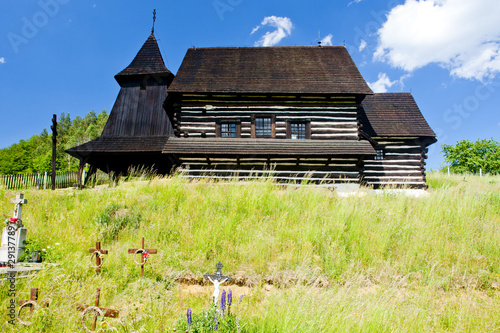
xmin=360 ymin=93 xmax=436 ymax=137
xmin=115 ymin=33 xmax=173 ymax=82
xmin=67 ymin=136 xmax=170 ymax=159
xmin=163 ymin=138 xmax=376 ymax=156
xmin=168 ymin=46 xmax=373 ymax=95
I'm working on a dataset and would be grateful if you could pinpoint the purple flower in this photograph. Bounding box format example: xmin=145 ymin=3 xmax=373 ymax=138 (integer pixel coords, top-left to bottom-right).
xmin=220 ymin=289 xmax=226 ymax=312
xmin=239 ymin=294 xmax=245 ymax=304
xmin=228 ymin=289 xmax=233 ymax=307
xmin=186 ymin=308 xmax=192 ymax=326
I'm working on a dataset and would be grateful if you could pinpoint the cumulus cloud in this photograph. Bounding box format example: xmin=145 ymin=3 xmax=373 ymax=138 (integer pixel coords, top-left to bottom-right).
xmin=0 ymin=57 xmax=5 ymax=64
xmin=252 ymin=16 xmax=293 ymax=47
xmin=368 ymin=73 xmax=397 ymax=93
xmin=321 ymin=34 xmax=333 ymax=46
xmin=374 ymin=0 xmax=500 ymax=81
xmin=359 ymin=39 xmax=367 ymax=52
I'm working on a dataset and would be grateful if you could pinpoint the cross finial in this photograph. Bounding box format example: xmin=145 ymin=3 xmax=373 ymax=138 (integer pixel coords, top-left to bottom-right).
xmin=152 ymin=9 xmax=156 ymax=34
xmin=216 ymin=261 xmax=223 ymax=274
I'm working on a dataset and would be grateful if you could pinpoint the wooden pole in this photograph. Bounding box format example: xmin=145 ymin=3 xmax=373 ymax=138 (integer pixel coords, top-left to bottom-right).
xmin=51 ymin=114 xmax=57 ymax=191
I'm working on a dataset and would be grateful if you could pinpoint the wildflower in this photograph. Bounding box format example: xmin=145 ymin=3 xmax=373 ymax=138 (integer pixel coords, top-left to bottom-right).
xmin=186 ymin=308 xmax=192 ymax=326
xmin=239 ymin=294 xmax=244 ymax=304
xmin=220 ymin=290 xmax=226 ymax=312
xmin=55 ymin=243 xmax=60 ymax=246
xmin=228 ymin=289 xmax=232 ymax=307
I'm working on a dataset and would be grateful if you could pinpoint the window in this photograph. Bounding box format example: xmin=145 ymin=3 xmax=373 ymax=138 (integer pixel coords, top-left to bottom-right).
xmin=286 ymin=121 xmax=311 ymax=139
xmin=290 ymin=123 xmax=306 ymax=139
xmin=374 ymin=149 xmax=384 ymax=160
xmin=221 ymin=123 xmax=236 ymax=137
xmin=216 ymin=121 xmax=240 ymax=138
xmin=255 ymin=117 xmax=272 ymax=137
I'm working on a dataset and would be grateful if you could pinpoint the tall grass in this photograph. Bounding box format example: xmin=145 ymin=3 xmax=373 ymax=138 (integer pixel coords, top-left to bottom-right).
xmin=0 ymin=172 xmax=499 ymax=332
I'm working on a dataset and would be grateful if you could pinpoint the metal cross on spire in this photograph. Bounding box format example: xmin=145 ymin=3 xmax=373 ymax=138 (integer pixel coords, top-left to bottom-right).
xmin=151 ymin=9 xmax=156 ymax=34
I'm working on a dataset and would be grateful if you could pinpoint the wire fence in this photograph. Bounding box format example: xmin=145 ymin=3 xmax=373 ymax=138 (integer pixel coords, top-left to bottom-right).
xmin=0 ymin=171 xmax=108 ymax=190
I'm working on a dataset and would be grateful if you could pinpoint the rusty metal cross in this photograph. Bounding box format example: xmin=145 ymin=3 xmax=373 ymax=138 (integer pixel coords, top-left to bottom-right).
xmin=18 ymin=288 xmax=49 ymax=326
xmin=128 ymin=237 xmax=157 ymax=278
xmin=89 ymin=241 xmax=109 ymax=274
xmin=77 ymin=288 xmax=119 ymax=332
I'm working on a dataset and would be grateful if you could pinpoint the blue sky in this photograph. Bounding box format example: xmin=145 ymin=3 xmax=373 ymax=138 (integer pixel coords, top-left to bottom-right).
xmin=1 ymin=0 xmax=499 ymax=171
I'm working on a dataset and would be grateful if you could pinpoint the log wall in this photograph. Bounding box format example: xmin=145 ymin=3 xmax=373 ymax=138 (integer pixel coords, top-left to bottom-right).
xmin=362 ymin=138 xmax=428 ymax=189
xmin=171 ymin=95 xmax=362 ymax=184
xmin=172 ymin=95 xmax=360 ymax=141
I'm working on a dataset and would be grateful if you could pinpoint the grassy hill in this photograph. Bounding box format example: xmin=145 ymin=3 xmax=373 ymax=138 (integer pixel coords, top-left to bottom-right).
xmin=1 ymin=173 xmax=499 ymax=332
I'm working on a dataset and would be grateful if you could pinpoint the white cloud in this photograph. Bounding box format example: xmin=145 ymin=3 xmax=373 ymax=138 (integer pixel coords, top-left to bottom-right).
xmin=348 ymin=0 xmax=364 ymax=6
xmin=359 ymin=39 xmax=367 ymax=52
xmin=0 ymin=57 xmax=5 ymax=64
xmin=368 ymin=73 xmax=397 ymax=93
xmin=398 ymin=73 xmax=412 ymax=88
xmin=250 ymin=26 xmax=260 ymax=35
xmin=374 ymin=0 xmax=500 ymax=81
xmin=321 ymin=34 xmax=333 ymax=46
xmin=252 ymin=16 xmax=293 ymax=47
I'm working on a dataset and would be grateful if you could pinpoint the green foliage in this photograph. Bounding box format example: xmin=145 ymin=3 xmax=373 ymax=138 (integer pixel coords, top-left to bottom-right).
xmin=0 ymin=110 xmax=108 ymax=175
xmin=176 ymin=306 xmax=240 ymax=332
xmin=19 ymin=239 xmax=43 ymax=262
xmin=94 ymin=204 xmax=141 ymax=242
xmin=442 ymin=138 xmax=500 ymax=174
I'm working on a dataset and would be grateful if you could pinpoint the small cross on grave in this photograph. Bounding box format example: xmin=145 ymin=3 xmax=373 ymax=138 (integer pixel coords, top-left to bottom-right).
xmin=11 ymin=192 xmax=28 ymax=223
xmin=204 ymin=261 xmax=232 ymax=305
xmin=88 ymin=241 xmax=109 ymax=274
xmin=77 ymin=288 xmax=119 ymax=332
xmin=18 ymin=288 xmax=49 ymax=326
xmin=127 ymin=237 xmax=157 ymax=278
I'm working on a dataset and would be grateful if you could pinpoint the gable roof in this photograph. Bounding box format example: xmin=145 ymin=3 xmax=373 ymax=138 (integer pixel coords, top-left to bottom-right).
xmin=168 ymin=46 xmax=373 ymax=95
xmin=115 ymin=33 xmax=173 ymax=83
xmin=360 ymin=93 xmax=436 ymax=137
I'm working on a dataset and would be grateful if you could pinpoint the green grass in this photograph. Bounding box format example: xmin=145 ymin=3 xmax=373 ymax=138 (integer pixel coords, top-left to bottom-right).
xmin=1 ymin=172 xmax=499 ymax=332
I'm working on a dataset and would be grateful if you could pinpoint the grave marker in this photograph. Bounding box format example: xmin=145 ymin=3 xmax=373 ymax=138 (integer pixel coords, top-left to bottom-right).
xmin=18 ymin=288 xmax=49 ymax=326
xmin=128 ymin=237 xmax=157 ymax=278
xmin=77 ymin=288 xmax=119 ymax=332
xmin=0 ymin=193 xmax=28 ymax=264
xmin=204 ymin=262 xmax=232 ymax=305
xmin=88 ymin=241 xmax=108 ymax=274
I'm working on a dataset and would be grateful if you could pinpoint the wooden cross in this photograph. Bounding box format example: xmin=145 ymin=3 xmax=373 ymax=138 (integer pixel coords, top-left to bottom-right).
xmin=204 ymin=262 xmax=232 ymax=305
xmin=18 ymin=288 xmax=49 ymax=326
xmin=11 ymin=192 xmax=27 ymax=224
xmin=128 ymin=237 xmax=157 ymax=278
xmin=77 ymin=288 xmax=119 ymax=332
xmin=88 ymin=241 xmax=109 ymax=274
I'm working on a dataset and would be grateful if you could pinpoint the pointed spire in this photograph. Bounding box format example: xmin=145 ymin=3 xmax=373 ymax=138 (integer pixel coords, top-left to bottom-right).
xmin=151 ymin=9 xmax=156 ymax=35
xmin=115 ymin=33 xmax=174 ymax=84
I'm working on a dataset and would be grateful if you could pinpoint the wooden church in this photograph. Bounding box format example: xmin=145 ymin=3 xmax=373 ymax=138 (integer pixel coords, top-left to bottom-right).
xmin=67 ymin=29 xmax=436 ymax=189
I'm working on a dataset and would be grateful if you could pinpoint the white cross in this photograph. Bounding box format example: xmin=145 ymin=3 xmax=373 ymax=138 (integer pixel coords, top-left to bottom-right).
xmin=11 ymin=193 xmax=28 ymax=221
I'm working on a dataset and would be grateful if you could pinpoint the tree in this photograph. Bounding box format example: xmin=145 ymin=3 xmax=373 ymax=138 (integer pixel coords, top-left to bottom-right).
xmin=0 ymin=110 xmax=108 ymax=174
xmin=441 ymin=139 xmax=500 ymax=175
